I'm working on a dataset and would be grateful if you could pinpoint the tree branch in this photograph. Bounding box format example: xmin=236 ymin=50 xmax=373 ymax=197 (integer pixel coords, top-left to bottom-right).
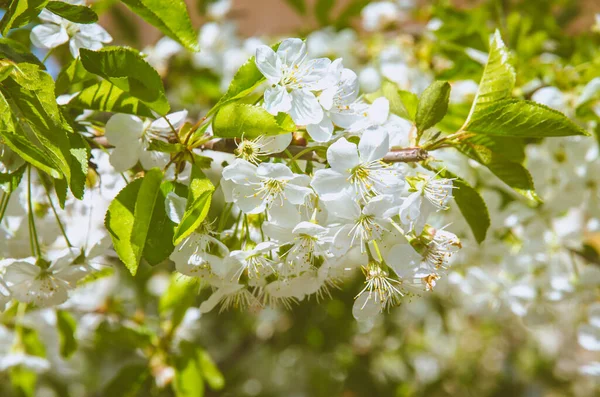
xmin=201 ymin=139 xmax=429 ymax=163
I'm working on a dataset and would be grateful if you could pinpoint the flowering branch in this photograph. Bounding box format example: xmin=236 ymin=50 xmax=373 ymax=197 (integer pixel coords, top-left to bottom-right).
xmin=201 ymin=139 xmax=429 ymax=163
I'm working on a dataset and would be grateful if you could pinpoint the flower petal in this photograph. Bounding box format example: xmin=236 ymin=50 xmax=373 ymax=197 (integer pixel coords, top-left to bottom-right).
xmin=306 ymin=114 xmax=334 ymax=142
xmin=104 ymin=114 xmax=144 ymax=146
xmin=290 ymin=89 xmax=323 ymax=125
xmin=30 ymin=24 xmax=69 ymax=50
xmin=358 ymin=127 xmax=389 ymax=162
xmin=326 ymin=137 xmax=360 ymax=172
xmin=310 ymin=168 xmax=349 ymax=201
xmin=264 ymin=85 xmax=292 ymax=115
xmin=255 ymin=45 xmax=282 ymax=85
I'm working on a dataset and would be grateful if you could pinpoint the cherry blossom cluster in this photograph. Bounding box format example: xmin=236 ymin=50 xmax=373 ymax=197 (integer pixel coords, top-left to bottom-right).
xmin=160 ymin=38 xmax=462 ymax=320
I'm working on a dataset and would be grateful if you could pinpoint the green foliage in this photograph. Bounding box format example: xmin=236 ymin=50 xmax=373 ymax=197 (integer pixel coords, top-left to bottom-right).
xmin=198 ymin=349 xmax=225 ymax=390
xmin=465 ymin=99 xmax=588 ymax=138
xmin=366 ymin=81 xmax=418 ymax=121
xmin=284 ymin=0 xmax=306 ymax=15
xmin=56 ymin=310 xmax=78 ymax=358
xmin=0 ymin=0 xmax=48 ymax=36
xmin=0 ymin=62 xmax=82 ymax=187
xmin=45 ymin=1 xmax=98 ymax=23
xmin=105 ymin=169 xmax=178 ymax=275
xmin=212 ymin=102 xmax=295 ymax=139
xmin=0 ymin=164 xmax=25 ymax=193
xmin=315 ymin=0 xmax=335 ymax=26
xmin=159 ymin=274 xmax=198 ymax=330
xmin=121 ymin=0 xmax=199 ymax=52
xmin=173 ymin=165 xmax=214 ymax=245
xmin=434 ymin=168 xmax=490 ymax=243
xmin=102 ymin=364 xmax=149 ymax=397
xmin=79 ymin=47 xmax=170 ymax=115
xmin=174 ymin=342 xmax=206 ymax=397
xmin=416 ymin=81 xmax=451 ymax=133
xmin=55 ymin=58 xmax=95 ymax=95
xmin=208 ymin=43 xmax=280 ymax=116
xmin=0 ymin=38 xmax=44 ymax=67
xmin=68 ymin=80 xmax=155 ymax=118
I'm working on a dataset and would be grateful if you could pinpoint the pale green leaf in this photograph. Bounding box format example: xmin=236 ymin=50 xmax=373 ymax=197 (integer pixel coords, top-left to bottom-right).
xmin=470 ymin=30 xmax=515 ymax=110
xmin=45 ymin=1 xmax=98 ymax=23
xmin=435 ymin=168 xmax=490 ymax=244
xmin=173 ymin=165 xmax=214 ymax=245
xmin=142 ymin=180 xmax=177 ymax=266
xmin=67 ymin=80 xmax=155 ymax=118
xmin=159 ymin=274 xmax=198 ymax=331
xmin=0 ymin=38 xmax=44 ymax=67
xmin=416 ymin=81 xmax=451 ymax=133
xmin=67 ymin=132 xmax=90 ymax=200
xmin=465 ymin=99 xmax=589 ymax=138
xmin=199 ymin=350 xmax=224 ymax=390
xmin=121 ymin=0 xmax=199 ymax=52
xmin=79 ymin=47 xmax=170 ymax=115
xmin=365 ymin=81 xmax=418 ymax=121
xmin=212 ymin=102 xmax=295 ymax=139
xmin=103 ymin=364 xmax=149 ymax=397
xmin=174 ymin=341 xmax=205 ymax=397
xmin=56 ymin=310 xmax=77 ymax=358
xmin=0 ymin=0 xmax=48 ymax=35
xmin=55 ymin=58 xmax=96 ymax=95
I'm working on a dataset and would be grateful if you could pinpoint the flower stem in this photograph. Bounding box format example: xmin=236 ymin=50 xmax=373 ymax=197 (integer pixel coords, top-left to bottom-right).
xmin=27 ymin=166 xmax=41 ymax=258
xmin=41 ymin=173 xmax=72 ymax=248
xmin=0 ymin=190 xmax=11 ymax=225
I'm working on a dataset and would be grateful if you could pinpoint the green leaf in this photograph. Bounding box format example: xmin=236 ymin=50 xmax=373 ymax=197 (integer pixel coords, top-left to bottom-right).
xmin=0 ymin=63 xmax=73 ymax=180
xmin=208 ymin=42 xmax=280 ymax=116
xmin=68 ymin=132 xmax=90 ymax=200
xmin=56 ymin=310 xmax=78 ymax=358
xmin=79 ymin=47 xmax=170 ymax=115
xmin=465 ymin=99 xmax=589 ymax=138
xmin=365 ymin=81 xmax=418 ymax=121
xmin=284 ymin=0 xmax=305 ymax=14
xmin=10 ymin=366 xmax=37 ymax=397
xmin=212 ymin=102 xmax=295 ymax=139
xmin=453 ymin=141 xmax=540 ymax=202
xmin=173 ymin=341 xmax=205 ymax=397
xmin=159 ymin=274 xmax=198 ymax=331
xmin=105 ymin=169 xmax=177 ymax=275
xmin=67 ymin=80 xmax=155 ymax=118
xmin=173 ymin=166 xmax=214 ymax=245
xmin=199 ymin=350 xmax=224 ymax=390
xmin=45 ymin=1 xmax=98 ymax=23
xmin=470 ymin=30 xmax=515 ymax=110
xmin=121 ymin=0 xmax=199 ymax=52
xmin=315 ymin=0 xmax=335 ymax=26
xmin=434 ymin=168 xmax=490 ymax=244
xmin=415 ymin=81 xmax=451 ymax=133
xmin=55 ymin=58 xmax=96 ymax=95
xmin=0 ymin=164 xmax=25 ymax=193
xmin=0 ymin=0 xmax=49 ymax=35
xmin=457 ymin=134 xmax=525 ymax=164
xmin=103 ymin=364 xmax=149 ymax=397
xmin=130 ymin=168 xmax=165 ymax=266
xmin=142 ymin=180 xmax=177 ymax=265
xmin=105 ymin=178 xmax=142 ymax=275
xmin=0 ymin=38 xmax=45 ymax=67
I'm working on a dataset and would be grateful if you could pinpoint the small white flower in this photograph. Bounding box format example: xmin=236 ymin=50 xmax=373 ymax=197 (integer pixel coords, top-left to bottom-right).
xmin=265 ymin=221 xmax=331 ymax=271
xmin=361 ymin=1 xmax=400 ymax=32
xmin=329 ymin=194 xmax=398 ymax=255
xmin=399 ymin=172 xmax=454 ymax=232
xmin=30 ymin=2 xmax=112 ymax=57
xmin=255 ymin=38 xmax=333 ymax=125
xmin=104 ymin=111 xmax=187 ymax=172
xmin=2 ymin=248 xmax=90 ymax=307
xmin=170 ymin=229 xmax=229 ymax=278
xmin=0 ymin=277 xmax=11 ymax=312
xmin=234 ymin=133 xmax=292 ymax=164
xmin=221 ymin=160 xmax=313 ymax=214
xmin=420 ymin=228 xmax=461 ymax=272
xmin=229 ymin=241 xmax=279 ymax=279
xmin=311 ymin=129 xmax=403 ymax=201
xmin=353 ymin=262 xmax=404 ymax=321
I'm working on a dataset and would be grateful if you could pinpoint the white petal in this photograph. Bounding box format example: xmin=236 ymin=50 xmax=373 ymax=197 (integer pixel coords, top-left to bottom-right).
xmin=30 ymin=24 xmax=69 ymax=50
xmin=284 ymin=184 xmax=312 ymax=205
xmin=368 ymin=97 xmax=390 ymax=125
xmin=310 ymin=169 xmax=349 ymax=201
xmin=255 ymin=45 xmax=282 ymax=84
xmin=327 ymin=137 xmax=360 ymax=172
xmin=105 ymin=114 xmax=144 ymax=146
xmin=299 ymin=57 xmax=333 ymax=91
xmin=150 ymin=110 xmax=188 ymax=132
xmin=256 ymin=162 xmax=293 ymax=180
xmin=264 ymin=85 xmax=292 ymax=115
xmin=139 ymin=148 xmax=170 ymax=170
xmin=276 ymin=38 xmax=307 ymax=68
xmin=290 ymin=89 xmax=323 ymax=125
xmin=260 ymin=133 xmax=292 ymax=153
xmin=69 ymin=33 xmax=102 ymax=57
xmin=165 ymin=192 xmax=187 ymax=224
xmin=353 ymin=293 xmax=382 ymax=322
xmin=222 ymin=159 xmax=258 ymax=184
xmin=318 ymin=87 xmax=336 ymax=110
xmin=358 ymin=127 xmax=389 ymax=162
xmin=110 ymin=142 xmax=142 ymax=172
xmin=77 ymin=23 xmax=113 ymax=43
xmin=306 ymin=114 xmax=334 ymax=142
